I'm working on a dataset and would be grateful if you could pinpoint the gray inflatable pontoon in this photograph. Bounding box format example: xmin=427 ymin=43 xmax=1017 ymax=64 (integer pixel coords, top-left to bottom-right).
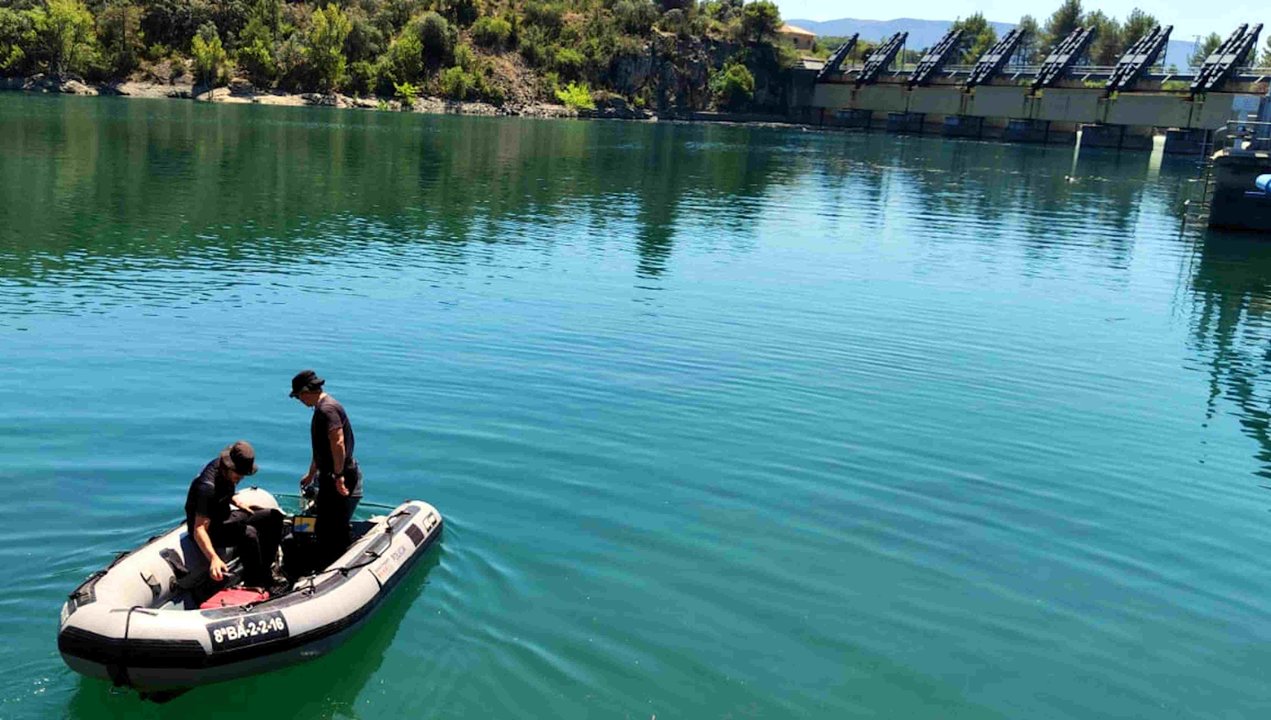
xmin=57 ymin=489 xmax=441 ymax=692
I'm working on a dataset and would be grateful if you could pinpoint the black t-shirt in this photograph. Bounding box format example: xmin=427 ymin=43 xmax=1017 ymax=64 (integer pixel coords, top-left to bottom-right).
xmin=185 ymin=459 xmax=235 ymax=534
xmin=311 ymin=395 xmax=361 ymax=496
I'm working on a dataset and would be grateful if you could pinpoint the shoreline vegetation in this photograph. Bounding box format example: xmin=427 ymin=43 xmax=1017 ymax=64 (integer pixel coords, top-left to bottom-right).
xmin=0 ymin=0 xmax=805 ymax=119
xmin=3 ymin=0 xmax=1262 ymax=122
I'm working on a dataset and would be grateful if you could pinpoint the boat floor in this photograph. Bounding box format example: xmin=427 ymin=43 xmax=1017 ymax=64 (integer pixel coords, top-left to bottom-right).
xmin=159 ymin=519 xmax=378 ymax=611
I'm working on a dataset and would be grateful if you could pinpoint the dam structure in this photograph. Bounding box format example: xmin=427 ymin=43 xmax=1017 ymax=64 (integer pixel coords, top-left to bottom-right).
xmin=794 ymin=23 xmax=1270 ymax=153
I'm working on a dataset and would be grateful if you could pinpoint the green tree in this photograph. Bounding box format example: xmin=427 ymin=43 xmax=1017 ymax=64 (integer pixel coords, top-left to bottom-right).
xmin=1083 ymin=10 xmax=1121 ymax=65
xmin=470 ymin=15 xmax=510 ymax=48
xmin=346 ymin=59 xmax=375 ymax=94
xmin=236 ymin=14 xmax=275 ymax=86
xmin=208 ymin=0 xmax=251 ymax=47
xmin=612 ymin=0 xmax=657 ymax=36
xmin=412 ymin=11 xmax=453 ymax=66
xmin=1189 ymin=32 xmax=1220 ymax=69
xmin=1041 ymin=0 xmax=1081 ymax=54
xmin=441 ymin=0 xmax=479 ymax=28
xmin=138 ymin=0 xmax=213 ymax=51
xmin=739 ymin=0 xmax=779 ymax=43
xmin=517 ymin=24 xmax=551 ymax=66
xmin=704 ymin=0 xmax=741 ymax=23
xmin=190 ymin=21 xmax=226 ymax=87
xmin=554 ymin=45 xmax=584 ymax=79
xmin=99 ymin=2 xmax=144 ymax=77
xmin=0 ymin=7 xmax=35 ymax=73
xmin=253 ymin=0 xmax=281 ymax=34
xmin=275 ymin=34 xmax=307 ymax=89
xmin=850 ymin=39 xmax=875 ymax=64
xmin=374 ymin=0 xmax=425 ymax=36
xmin=950 ymin=13 xmax=996 ymax=64
xmin=1260 ymin=35 xmax=1271 ymax=67
xmin=383 ymin=27 xmax=423 ymax=82
xmin=1015 ymin=14 xmax=1041 ymax=63
xmin=344 ymin=7 xmax=384 ymax=62
xmin=306 ymin=3 xmax=350 ymax=91
xmin=523 ymin=1 xmax=563 ymax=35
xmin=439 ymin=64 xmax=472 ymax=98
xmin=1120 ymin=8 xmax=1156 ymax=47
xmin=659 ymin=8 xmax=688 ymax=37
xmin=32 ymin=0 xmax=99 ymax=77
xmin=709 ymin=59 xmax=753 ymax=109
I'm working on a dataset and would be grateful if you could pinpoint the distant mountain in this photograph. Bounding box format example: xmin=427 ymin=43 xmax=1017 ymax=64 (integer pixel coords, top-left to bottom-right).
xmin=786 ymin=17 xmax=1196 ymax=69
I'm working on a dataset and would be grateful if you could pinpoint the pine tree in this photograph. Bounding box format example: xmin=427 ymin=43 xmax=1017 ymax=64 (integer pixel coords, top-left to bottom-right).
xmin=1041 ymin=0 xmax=1082 ymax=55
xmin=1120 ymin=8 xmax=1157 ymax=47
xmin=1015 ymin=15 xmax=1041 ymax=64
xmin=1189 ymin=32 xmax=1221 ymax=69
xmin=1082 ymin=10 xmax=1121 ymax=66
xmin=950 ymin=13 xmax=996 ymax=64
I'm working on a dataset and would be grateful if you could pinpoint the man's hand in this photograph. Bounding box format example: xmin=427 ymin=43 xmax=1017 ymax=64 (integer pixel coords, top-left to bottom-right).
xmin=299 ymin=473 xmax=314 ymax=489
xmin=334 ymin=475 xmax=350 ymax=497
xmin=209 ymin=555 xmax=228 ymax=582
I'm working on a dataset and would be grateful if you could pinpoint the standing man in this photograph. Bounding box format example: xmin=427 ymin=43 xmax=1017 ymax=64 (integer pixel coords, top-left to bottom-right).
xmin=290 ymin=369 xmax=362 ymax=565
xmin=185 ymin=441 xmax=284 ymax=589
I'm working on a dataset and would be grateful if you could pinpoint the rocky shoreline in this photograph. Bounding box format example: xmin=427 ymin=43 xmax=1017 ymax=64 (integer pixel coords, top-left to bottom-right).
xmin=0 ymin=74 xmax=664 ymax=121
xmin=0 ymin=74 xmax=811 ymax=127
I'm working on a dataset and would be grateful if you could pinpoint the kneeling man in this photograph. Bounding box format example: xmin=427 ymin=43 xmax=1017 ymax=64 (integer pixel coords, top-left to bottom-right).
xmin=184 ymin=441 xmax=283 ymax=588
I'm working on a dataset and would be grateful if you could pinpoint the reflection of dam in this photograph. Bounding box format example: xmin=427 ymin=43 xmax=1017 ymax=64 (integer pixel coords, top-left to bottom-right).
xmin=1189 ymin=234 xmax=1271 ymax=480
xmin=792 ymin=23 xmax=1268 ymax=152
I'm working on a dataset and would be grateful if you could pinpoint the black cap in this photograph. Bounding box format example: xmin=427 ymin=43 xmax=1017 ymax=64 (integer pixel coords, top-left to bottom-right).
xmin=220 ymin=441 xmax=258 ymax=476
xmin=290 ymin=369 xmax=325 ymax=398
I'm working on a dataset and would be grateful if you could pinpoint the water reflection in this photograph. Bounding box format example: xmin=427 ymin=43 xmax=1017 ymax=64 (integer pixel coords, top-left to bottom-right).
xmin=0 ymin=98 xmax=1208 ymax=302
xmin=6 ymin=94 xmax=1270 ymax=481
xmin=1187 ymin=231 xmax=1271 ymax=479
xmin=0 ymin=99 xmax=794 ymax=295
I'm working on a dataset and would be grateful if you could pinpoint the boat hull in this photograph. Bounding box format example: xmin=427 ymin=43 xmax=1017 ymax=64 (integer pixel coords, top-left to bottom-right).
xmin=57 ymin=493 xmax=441 ymax=691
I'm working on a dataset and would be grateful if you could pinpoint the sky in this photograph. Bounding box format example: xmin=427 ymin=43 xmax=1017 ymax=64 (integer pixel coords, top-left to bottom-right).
xmin=773 ymin=0 xmax=1265 ymax=42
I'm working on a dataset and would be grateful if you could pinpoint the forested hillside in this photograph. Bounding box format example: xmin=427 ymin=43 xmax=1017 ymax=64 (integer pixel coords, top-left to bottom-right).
xmin=0 ymin=0 xmax=802 ymax=110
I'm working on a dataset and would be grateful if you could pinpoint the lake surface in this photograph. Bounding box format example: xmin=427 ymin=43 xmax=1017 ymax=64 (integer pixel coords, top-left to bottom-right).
xmin=3 ymin=93 xmax=1271 ymax=719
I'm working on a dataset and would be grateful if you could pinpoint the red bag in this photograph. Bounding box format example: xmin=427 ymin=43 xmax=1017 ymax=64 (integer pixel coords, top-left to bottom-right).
xmin=200 ymin=587 xmax=270 ymax=609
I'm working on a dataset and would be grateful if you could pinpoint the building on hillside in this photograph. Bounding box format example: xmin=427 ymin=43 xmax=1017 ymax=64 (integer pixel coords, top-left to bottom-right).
xmin=778 ymin=24 xmax=817 ymax=52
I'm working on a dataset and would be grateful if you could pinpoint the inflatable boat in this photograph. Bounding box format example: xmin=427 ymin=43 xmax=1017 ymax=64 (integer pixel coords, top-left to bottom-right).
xmin=57 ymin=488 xmax=441 ymax=693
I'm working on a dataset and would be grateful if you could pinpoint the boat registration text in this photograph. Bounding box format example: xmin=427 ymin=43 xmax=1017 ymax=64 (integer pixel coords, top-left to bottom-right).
xmin=207 ymin=611 xmax=289 ymax=651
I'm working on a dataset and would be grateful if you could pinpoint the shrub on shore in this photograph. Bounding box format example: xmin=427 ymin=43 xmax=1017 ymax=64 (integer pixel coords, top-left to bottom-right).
xmin=710 ymin=59 xmax=752 ymax=109
xmin=471 ymin=16 xmax=511 ymax=49
xmin=191 ymin=23 xmax=227 ymax=87
xmin=555 ymin=80 xmax=594 ymax=110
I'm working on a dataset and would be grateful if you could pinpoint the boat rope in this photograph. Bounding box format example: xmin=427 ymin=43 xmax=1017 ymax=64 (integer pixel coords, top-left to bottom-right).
xmin=68 ymin=571 xmax=105 ymax=601
xmin=107 ymin=606 xmax=141 ymax=688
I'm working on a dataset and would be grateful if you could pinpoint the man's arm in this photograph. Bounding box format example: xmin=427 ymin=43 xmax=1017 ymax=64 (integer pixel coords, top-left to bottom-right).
xmin=301 ymin=458 xmax=317 ymax=488
xmin=193 ymin=515 xmax=228 ymax=581
xmin=328 ymin=426 xmax=348 ymax=496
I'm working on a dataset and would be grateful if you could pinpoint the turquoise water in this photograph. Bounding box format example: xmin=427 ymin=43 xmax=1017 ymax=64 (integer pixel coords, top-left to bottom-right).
xmin=3 ymin=94 xmax=1271 ymax=718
